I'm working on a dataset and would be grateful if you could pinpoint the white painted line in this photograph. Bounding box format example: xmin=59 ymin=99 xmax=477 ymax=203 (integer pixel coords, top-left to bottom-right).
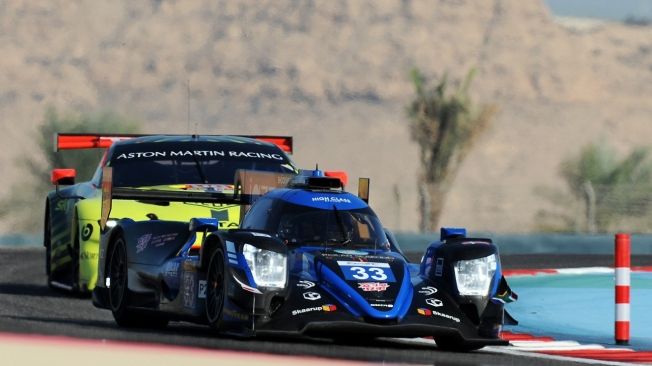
xmin=508 ymin=341 xmax=607 ymax=351
xmin=485 ymin=346 xmax=637 ymax=366
xmin=556 ymin=267 xmax=613 ymax=275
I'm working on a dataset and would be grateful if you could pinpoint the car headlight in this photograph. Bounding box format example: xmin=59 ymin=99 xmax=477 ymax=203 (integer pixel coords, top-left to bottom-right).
xmin=453 ymin=254 xmax=497 ymax=296
xmin=242 ymin=244 xmax=287 ymax=288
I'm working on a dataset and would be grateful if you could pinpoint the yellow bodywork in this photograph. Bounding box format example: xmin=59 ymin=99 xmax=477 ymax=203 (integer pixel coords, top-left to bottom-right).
xmin=75 ymin=195 xmax=241 ymax=291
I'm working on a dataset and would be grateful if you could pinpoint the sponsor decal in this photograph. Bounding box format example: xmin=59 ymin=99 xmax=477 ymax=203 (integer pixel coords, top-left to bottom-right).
xmin=303 ymin=292 xmax=321 ymax=301
xmin=183 ymin=272 xmax=196 ymax=308
xmin=426 ymin=298 xmax=443 ymax=307
xmin=334 ymin=249 xmax=368 ymax=256
xmin=311 ymin=197 xmax=352 ymax=203
xmin=136 ymin=233 xmax=152 ymax=254
xmin=337 ymin=261 xmax=396 ymax=282
xmin=435 ymin=258 xmax=444 ymax=277
xmin=358 ymin=282 xmax=390 ymax=292
xmin=292 ymin=304 xmax=337 ymax=316
xmin=371 ymin=303 xmax=394 ymax=308
xmin=198 ymin=280 xmax=207 ymax=299
xmin=461 ymin=241 xmax=491 ymax=245
xmin=337 ymin=261 xmax=390 ymax=267
xmin=150 ymin=233 xmax=179 ymax=247
xmin=297 ymin=280 xmax=315 ymax=289
xmin=417 ymin=308 xmax=460 ymax=323
xmin=115 ymin=150 xmax=283 ymax=160
xmin=165 ymin=262 xmax=180 ymax=277
xmin=181 ymin=184 xmax=233 ymax=192
xmin=80 ymin=251 xmax=98 ymax=260
xmin=55 ymin=200 xmax=66 ymax=212
xmin=420 ymin=306 xmax=460 ymax=323
xmin=419 ymin=286 xmax=438 ymax=296
xmin=81 ymin=224 xmax=93 ymax=241
xmin=432 ymin=310 xmax=460 ymax=323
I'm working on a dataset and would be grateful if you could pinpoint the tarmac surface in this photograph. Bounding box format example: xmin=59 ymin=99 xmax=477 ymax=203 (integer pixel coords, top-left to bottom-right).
xmin=0 ymin=247 xmax=623 ymax=366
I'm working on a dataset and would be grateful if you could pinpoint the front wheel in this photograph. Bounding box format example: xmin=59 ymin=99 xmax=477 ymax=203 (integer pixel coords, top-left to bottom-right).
xmin=205 ymin=248 xmax=226 ymax=330
xmin=107 ymin=237 xmax=168 ymax=328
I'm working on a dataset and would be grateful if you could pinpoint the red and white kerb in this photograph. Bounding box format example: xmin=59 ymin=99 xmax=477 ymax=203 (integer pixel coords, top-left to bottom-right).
xmin=614 ymin=233 xmax=630 ymax=345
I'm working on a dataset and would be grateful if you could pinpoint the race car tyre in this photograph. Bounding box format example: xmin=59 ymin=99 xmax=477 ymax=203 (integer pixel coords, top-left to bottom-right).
xmin=205 ymin=247 xmax=226 ymax=330
xmin=108 ymin=236 xmax=168 ymax=328
xmin=71 ymin=227 xmax=81 ymax=294
xmin=44 ymin=212 xmax=55 ymax=289
xmin=434 ymin=337 xmax=484 ymax=352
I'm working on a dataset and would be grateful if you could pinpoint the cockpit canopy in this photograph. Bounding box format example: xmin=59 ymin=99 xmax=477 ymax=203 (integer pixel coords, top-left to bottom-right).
xmin=241 ymin=193 xmax=389 ymax=250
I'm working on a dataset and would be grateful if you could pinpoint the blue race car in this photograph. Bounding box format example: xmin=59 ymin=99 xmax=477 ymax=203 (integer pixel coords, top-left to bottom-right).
xmin=92 ymin=170 xmax=516 ymax=351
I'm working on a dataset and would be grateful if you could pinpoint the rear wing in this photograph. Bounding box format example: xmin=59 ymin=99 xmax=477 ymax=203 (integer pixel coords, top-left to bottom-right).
xmin=54 ymin=133 xmax=294 ymax=153
xmin=99 ymin=167 xmax=295 ymax=231
xmin=99 ymin=167 xmax=368 ymax=231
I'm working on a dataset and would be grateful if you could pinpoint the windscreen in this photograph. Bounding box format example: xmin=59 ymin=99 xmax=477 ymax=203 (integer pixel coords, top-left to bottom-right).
xmin=245 ymin=200 xmax=389 ymax=250
xmin=108 ymin=141 xmax=296 ymax=187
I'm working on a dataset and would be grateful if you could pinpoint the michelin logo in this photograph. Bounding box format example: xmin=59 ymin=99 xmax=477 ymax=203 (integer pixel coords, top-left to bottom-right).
xmin=311 ymin=197 xmax=352 ymax=203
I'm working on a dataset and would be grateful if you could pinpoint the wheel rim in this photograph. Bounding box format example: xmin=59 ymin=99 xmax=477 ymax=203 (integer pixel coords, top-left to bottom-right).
xmin=206 ymin=250 xmax=225 ymax=324
xmin=108 ymin=239 xmax=127 ymax=312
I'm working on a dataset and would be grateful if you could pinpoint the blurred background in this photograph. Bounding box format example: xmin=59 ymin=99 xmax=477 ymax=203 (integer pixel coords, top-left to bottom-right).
xmin=1 ymin=0 xmax=652 ymax=244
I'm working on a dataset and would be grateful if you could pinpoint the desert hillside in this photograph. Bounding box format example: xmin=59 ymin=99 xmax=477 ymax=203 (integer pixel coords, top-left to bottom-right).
xmin=1 ymin=0 xmax=651 ymax=233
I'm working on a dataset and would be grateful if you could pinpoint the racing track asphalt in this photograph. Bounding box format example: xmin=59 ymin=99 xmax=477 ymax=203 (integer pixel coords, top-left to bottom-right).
xmin=0 ymin=247 xmax=628 ymax=366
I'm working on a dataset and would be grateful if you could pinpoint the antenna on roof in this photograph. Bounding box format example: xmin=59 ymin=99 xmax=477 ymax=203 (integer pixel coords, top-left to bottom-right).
xmin=187 ymin=79 xmax=191 ymax=134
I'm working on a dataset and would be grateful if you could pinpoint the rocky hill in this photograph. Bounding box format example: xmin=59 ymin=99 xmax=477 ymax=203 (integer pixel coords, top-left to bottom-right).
xmin=1 ymin=0 xmax=652 ymax=233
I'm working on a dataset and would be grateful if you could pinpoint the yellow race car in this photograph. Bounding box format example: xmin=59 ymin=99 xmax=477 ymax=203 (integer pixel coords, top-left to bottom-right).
xmin=44 ymin=133 xmax=296 ymax=294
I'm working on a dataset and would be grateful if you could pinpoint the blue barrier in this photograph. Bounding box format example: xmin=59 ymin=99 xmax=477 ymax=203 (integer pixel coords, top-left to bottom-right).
xmin=394 ymin=232 xmax=652 ymax=255
xmin=4 ymin=232 xmax=652 ymax=254
xmin=0 ymin=234 xmax=42 ymax=247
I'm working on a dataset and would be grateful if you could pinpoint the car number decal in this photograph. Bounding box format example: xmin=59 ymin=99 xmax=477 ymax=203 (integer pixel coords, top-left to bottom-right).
xmin=336 ymin=261 xmax=396 ymax=282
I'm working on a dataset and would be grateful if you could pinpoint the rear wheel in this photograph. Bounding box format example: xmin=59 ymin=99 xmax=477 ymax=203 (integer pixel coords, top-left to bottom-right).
xmin=71 ymin=227 xmax=82 ymax=294
xmin=44 ymin=212 xmax=55 ymax=289
xmin=205 ymin=248 xmax=226 ymax=329
xmin=107 ymin=237 xmax=168 ymax=328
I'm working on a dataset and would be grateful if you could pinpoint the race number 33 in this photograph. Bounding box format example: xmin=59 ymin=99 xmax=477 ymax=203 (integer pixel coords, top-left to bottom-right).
xmin=337 ymin=261 xmax=396 ymax=282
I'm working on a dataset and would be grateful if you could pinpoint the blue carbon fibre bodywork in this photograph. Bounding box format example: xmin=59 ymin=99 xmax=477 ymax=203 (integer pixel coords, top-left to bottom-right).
xmin=317 ymin=262 xmax=413 ymax=320
xmin=264 ymin=189 xmax=368 ymax=210
xmin=421 ymin=238 xmax=502 ymax=299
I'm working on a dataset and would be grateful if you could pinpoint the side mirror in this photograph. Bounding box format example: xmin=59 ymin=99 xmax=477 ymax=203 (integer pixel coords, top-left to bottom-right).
xmin=51 ymin=168 xmax=76 ymax=186
xmin=358 ymin=177 xmax=370 ymax=203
